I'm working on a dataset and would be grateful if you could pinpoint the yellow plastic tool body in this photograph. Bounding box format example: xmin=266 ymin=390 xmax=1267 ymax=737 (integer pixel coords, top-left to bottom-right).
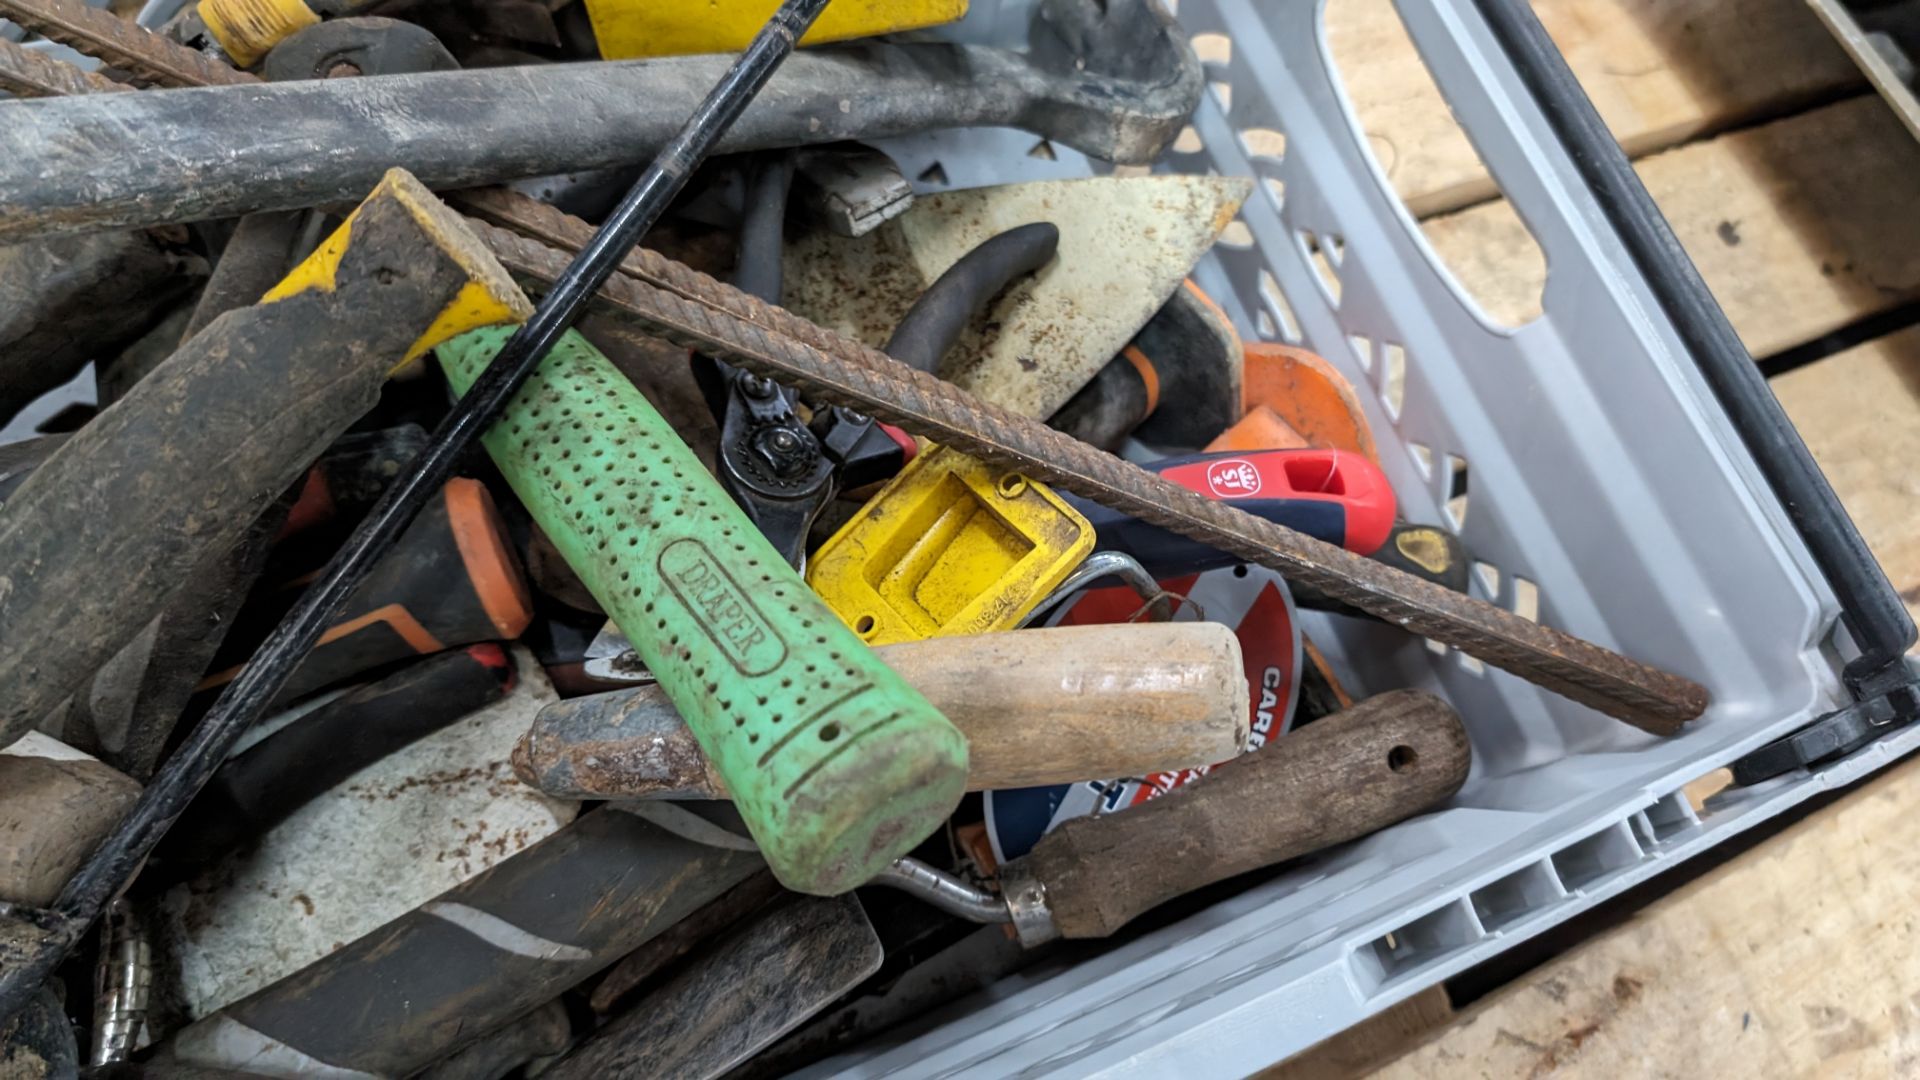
xmin=585 ymin=0 xmax=967 ymax=60
xmin=807 ymin=446 xmax=1091 ymax=646
xmin=197 ymin=0 xmax=318 ymax=67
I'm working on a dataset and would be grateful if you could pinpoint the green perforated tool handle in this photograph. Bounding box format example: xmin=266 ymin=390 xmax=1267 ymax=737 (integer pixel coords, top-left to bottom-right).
xmin=438 ymin=327 xmax=968 ymax=894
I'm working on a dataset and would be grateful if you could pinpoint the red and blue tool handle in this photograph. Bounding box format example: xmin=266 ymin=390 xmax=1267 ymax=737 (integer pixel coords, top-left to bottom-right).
xmin=1060 ymin=449 xmax=1396 ymax=576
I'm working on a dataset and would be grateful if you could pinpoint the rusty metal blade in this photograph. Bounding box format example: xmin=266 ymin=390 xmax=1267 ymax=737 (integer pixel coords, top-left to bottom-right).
xmin=471 ymin=219 xmax=1710 ymax=734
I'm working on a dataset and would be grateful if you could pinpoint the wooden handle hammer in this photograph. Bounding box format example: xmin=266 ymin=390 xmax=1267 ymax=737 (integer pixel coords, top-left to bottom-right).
xmin=513 ymin=622 xmax=1253 ymax=799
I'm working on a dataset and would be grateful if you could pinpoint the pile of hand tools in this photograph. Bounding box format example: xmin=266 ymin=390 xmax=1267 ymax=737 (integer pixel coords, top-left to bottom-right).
xmin=0 ymin=0 xmax=1711 ymax=1073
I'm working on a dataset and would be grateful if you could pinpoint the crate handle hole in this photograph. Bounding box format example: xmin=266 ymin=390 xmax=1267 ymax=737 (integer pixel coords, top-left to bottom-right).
xmin=1321 ymin=0 xmax=1546 ymax=329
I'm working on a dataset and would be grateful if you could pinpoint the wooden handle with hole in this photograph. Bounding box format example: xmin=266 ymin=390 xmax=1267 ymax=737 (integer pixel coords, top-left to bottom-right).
xmin=1021 ymin=689 xmax=1470 ymax=939
xmin=514 ymin=622 xmax=1252 ymax=799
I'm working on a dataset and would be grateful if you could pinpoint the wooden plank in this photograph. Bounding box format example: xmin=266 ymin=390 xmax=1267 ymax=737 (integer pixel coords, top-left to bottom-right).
xmin=1418 ymin=96 xmax=1920 ymax=352
xmin=1772 ymin=326 xmax=1920 ymax=627
xmin=1323 ymin=0 xmax=1862 ymax=217
xmin=1369 ymin=751 xmax=1920 ymax=1078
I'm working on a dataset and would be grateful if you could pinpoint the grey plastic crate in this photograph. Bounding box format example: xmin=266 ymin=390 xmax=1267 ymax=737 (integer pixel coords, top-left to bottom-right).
xmin=817 ymin=0 xmax=1920 ymax=1073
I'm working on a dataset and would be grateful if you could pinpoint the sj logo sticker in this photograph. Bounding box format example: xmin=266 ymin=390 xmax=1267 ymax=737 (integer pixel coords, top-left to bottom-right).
xmin=1204 ymin=458 xmax=1261 ymax=498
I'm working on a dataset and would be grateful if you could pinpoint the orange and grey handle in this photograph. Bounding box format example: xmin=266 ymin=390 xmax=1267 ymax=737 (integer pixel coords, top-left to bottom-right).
xmin=514 ymin=622 xmax=1252 ymax=800
xmin=1005 ymin=689 xmax=1470 ymax=941
xmin=0 ymin=168 xmax=529 ymax=750
xmin=201 ymin=477 xmax=532 ymax=706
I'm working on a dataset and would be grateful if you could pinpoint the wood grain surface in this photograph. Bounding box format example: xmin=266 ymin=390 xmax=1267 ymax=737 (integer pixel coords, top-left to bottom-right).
xmin=1323 ymin=0 xmax=1862 ymax=217
xmin=1370 ymin=753 xmax=1920 ymax=1077
xmin=1026 ymin=690 xmax=1470 ymax=939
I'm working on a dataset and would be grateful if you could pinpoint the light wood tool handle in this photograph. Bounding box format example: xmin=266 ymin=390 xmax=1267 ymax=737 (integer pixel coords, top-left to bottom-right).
xmin=513 ymin=622 xmax=1251 ymax=799
xmin=1021 ymin=689 xmax=1470 ymax=940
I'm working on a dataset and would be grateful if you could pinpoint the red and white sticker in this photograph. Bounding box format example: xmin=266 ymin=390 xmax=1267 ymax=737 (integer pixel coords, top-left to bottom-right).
xmin=982 ymin=565 xmax=1302 ymax=863
xmin=1203 ymin=457 xmax=1263 ymax=499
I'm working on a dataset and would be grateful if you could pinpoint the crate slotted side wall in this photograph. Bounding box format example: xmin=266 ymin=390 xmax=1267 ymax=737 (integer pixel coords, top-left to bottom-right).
xmin=821 ymin=0 xmax=1920 ymax=1074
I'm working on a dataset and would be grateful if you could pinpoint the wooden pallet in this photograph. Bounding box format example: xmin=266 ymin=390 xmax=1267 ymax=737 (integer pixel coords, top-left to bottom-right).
xmin=1269 ymin=0 xmax=1920 ymax=1074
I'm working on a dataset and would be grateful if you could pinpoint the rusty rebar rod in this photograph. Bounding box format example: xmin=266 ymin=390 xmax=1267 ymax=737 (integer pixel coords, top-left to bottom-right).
xmin=472 ymin=218 xmax=1709 ymax=733
xmin=0 ymin=0 xmax=249 ymax=87
xmin=0 ymin=37 xmax=127 ymax=97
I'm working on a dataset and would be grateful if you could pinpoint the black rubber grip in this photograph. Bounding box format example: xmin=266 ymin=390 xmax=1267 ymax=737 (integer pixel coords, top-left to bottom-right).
xmin=160 ymin=644 xmax=515 ymax=871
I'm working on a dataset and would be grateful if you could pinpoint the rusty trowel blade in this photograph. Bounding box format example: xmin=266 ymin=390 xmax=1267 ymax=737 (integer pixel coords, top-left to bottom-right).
xmin=543 ymin=893 xmax=882 ymax=1080
xmin=782 ymin=175 xmax=1251 ymax=419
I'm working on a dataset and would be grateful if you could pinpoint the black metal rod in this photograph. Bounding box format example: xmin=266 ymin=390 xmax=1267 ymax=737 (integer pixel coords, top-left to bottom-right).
xmin=0 ymin=0 xmax=832 ymax=1024
xmin=1470 ymin=0 xmax=1917 ymax=697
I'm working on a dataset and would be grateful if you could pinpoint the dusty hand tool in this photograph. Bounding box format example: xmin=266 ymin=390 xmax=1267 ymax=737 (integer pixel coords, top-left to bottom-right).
xmin=469 ymin=222 xmax=1711 ymax=732
xmin=158 ymin=645 xmax=515 ymax=872
xmin=514 ymin=622 xmax=1249 ymax=800
xmin=437 ymin=326 xmax=967 ymax=894
xmin=875 ymin=689 xmax=1470 ymax=944
xmin=35 ymin=430 xmax=424 ymax=777
xmin=697 ymin=151 xmax=839 ymax=567
xmin=0 ymin=0 xmax=818 ymax=997
xmin=1061 ymin=448 xmax=1398 ymax=576
xmin=37 ymin=492 xmax=290 ymax=779
xmin=155 ymin=807 xmax=763 ymax=1077
xmin=48 ymin=17 xmax=465 ymax=781
xmin=26 ymin=33 xmax=432 ymax=781
xmin=0 ymin=169 xmax=528 ymax=753
xmin=543 ymin=894 xmax=883 ymax=1080
xmin=786 ymin=176 xmax=1248 ymax=421
xmin=699 ymin=152 xmax=977 ymax=569
xmin=1051 ymin=282 xmax=1244 ymax=451
xmin=196 ymin=476 xmax=533 ymax=708
xmin=0 ymin=741 xmax=141 ymax=907
xmin=992 ymin=557 xmax=1301 ymax=859
xmin=586 ymin=222 xmax=1060 ymax=692
xmin=0 ymin=0 xmax=1200 ymax=243
xmin=803 ymin=222 xmax=1100 ymax=645
xmin=154 ymin=647 xmax=575 ymax=1021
